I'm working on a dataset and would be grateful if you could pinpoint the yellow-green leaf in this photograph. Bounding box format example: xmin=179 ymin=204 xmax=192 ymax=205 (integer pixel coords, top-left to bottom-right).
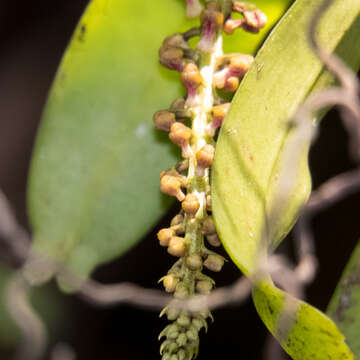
xmin=327 ymin=241 xmax=360 ymax=357
xmin=253 ymin=281 xmax=354 ymax=360
xmin=212 ymin=0 xmax=360 ymax=275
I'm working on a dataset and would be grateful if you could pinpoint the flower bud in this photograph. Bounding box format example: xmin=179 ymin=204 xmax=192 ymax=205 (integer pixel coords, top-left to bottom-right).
xmin=175 ymin=159 xmax=189 ymax=173
xmin=186 ymin=329 xmax=198 ymax=342
xmin=242 ymin=9 xmax=267 ymax=33
xmin=170 ymin=214 xmax=185 ymax=234
xmin=203 ymin=217 xmax=216 ymax=235
xmin=170 ymin=355 xmax=179 ymax=360
xmin=160 ymin=175 xmax=185 ymax=201
xmin=186 ymin=0 xmax=204 ymax=18
xmin=167 ymin=341 xmax=179 ymax=354
xmin=206 ymin=233 xmax=221 ymax=247
xmin=162 ymin=274 xmax=179 ymax=293
xmin=196 ymin=280 xmax=213 ymax=295
xmin=232 ymin=1 xmax=256 ymax=13
xmin=168 ymin=329 xmax=179 ymax=340
xmin=177 ymin=313 xmax=191 ymax=327
xmin=162 ymin=352 xmax=171 ymax=360
xmin=170 ymin=98 xmax=192 ymax=120
xmin=169 ymin=122 xmax=193 ymax=158
xmin=229 ymin=54 xmax=254 ymax=77
xmin=166 ymin=306 xmax=180 ymax=321
xmin=168 ymin=236 xmax=186 ymax=257
xmin=197 ymin=2 xmax=224 ymax=52
xmin=163 ymin=33 xmax=188 ymax=49
xmin=186 ymin=254 xmax=203 ymax=271
xmin=160 ymin=168 xmax=187 ymax=187
xmin=212 ymin=103 xmax=230 ymax=123
xmin=176 ymin=333 xmax=188 ymax=347
xmin=204 ymin=254 xmax=225 ymax=272
xmin=174 ymin=282 xmax=189 ymax=299
xmin=159 ymin=46 xmax=185 ymax=71
xmin=153 ymin=110 xmax=176 ymax=132
xmin=223 ymin=76 xmax=239 ymax=92
xmin=181 ymin=63 xmax=203 ymax=96
xmin=182 ymin=193 xmax=200 ymax=216
xmin=196 ymin=144 xmax=215 ymax=176
xmin=178 ymin=350 xmax=186 ymax=360
xmin=158 ymin=228 xmax=175 ymax=247
xmin=223 ymin=18 xmax=243 ymax=35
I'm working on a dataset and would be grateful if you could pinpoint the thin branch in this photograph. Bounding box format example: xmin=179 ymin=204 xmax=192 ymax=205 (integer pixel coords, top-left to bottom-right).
xmin=5 ymin=271 xmax=47 ymax=360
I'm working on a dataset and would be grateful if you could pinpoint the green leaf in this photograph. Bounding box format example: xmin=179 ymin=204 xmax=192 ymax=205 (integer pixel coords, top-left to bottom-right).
xmin=327 ymin=241 xmax=360 ymax=357
xmin=253 ymin=281 xmax=354 ymax=360
xmin=212 ymin=0 xmax=360 ymax=358
xmin=212 ymin=0 xmax=360 ymax=276
xmin=26 ymin=0 xmax=291 ymax=290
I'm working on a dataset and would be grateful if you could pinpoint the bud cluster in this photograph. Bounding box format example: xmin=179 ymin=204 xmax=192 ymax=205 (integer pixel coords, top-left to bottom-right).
xmin=154 ymin=1 xmax=266 ymax=359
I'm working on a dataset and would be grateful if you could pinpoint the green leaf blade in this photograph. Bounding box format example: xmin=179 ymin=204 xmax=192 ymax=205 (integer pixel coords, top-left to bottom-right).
xmin=327 ymin=241 xmax=360 ymax=357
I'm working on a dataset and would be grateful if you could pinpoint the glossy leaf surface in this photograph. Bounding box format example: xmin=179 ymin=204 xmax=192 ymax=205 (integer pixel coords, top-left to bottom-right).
xmin=327 ymin=241 xmax=360 ymax=358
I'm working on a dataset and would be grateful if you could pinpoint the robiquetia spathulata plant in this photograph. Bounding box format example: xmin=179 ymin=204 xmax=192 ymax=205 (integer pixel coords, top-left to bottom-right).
xmin=153 ymin=1 xmax=266 ymax=358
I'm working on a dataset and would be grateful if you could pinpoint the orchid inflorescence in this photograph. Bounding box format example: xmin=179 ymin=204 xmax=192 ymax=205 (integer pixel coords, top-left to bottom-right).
xmin=153 ymin=1 xmax=266 ymax=359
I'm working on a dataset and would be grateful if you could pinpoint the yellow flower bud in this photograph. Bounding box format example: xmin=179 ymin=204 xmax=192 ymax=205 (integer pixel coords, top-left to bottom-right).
xmin=196 ymin=144 xmax=215 ymax=175
xmin=157 ymin=228 xmax=175 ymax=247
xmin=169 ymin=122 xmax=193 ymax=158
xmin=223 ymin=76 xmax=239 ymax=92
xmin=229 ymin=54 xmax=254 ymax=78
xmin=182 ymin=193 xmax=200 ymax=216
xmin=181 ymin=63 xmax=203 ymax=90
xmin=160 ymin=175 xmax=185 ymax=201
xmin=168 ymin=236 xmax=186 ymax=257
xmin=186 ymin=254 xmax=203 ymax=271
xmin=162 ymin=274 xmax=179 ymax=293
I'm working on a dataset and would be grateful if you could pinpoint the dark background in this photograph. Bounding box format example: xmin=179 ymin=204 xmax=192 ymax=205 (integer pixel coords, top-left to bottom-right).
xmin=0 ymin=1 xmax=359 ymax=359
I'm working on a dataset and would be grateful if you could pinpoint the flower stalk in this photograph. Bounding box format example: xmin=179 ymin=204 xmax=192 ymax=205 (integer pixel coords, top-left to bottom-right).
xmin=154 ymin=1 xmax=267 ymax=359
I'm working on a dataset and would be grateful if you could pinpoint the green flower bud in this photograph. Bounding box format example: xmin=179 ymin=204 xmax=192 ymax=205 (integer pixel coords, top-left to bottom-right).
xmin=166 ymin=306 xmax=180 ymax=321
xmin=186 ymin=328 xmax=199 ymax=342
xmin=176 ymin=333 xmax=188 ymax=347
xmin=177 ymin=349 xmax=187 ymax=360
xmin=186 ymin=254 xmax=203 ymax=271
xmin=170 ymin=355 xmax=179 ymax=360
xmin=196 ymin=279 xmax=213 ymax=295
xmin=174 ymin=282 xmax=189 ymax=299
xmin=162 ymin=353 xmax=171 ymax=360
xmin=204 ymin=254 xmax=225 ymax=272
xmin=168 ymin=341 xmax=179 ymax=354
xmin=177 ymin=313 xmax=191 ymax=327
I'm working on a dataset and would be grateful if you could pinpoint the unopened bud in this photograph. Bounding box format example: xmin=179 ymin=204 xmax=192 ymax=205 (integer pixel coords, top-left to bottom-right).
xmin=192 ymin=317 xmax=207 ymax=331
xmin=158 ymin=228 xmax=175 ymax=247
xmin=186 ymin=254 xmax=203 ymax=271
xmin=181 ymin=63 xmax=203 ymax=94
xmin=159 ymin=46 xmax=185 ymax=72
xmin=203 ymin=217 xmax=216 ymax=235
xmin=153 ymin=110 xmax=176 ymax=132
xmin=175 ymin=159 xmax=189 ymax=173
xmin=170 ymin=98 xmax=192 ymax=120
xmin=224 ymin=18 xmax=243 ymax=35
xmin=170 ymin=355 xmax=179 ymax=360
xmin=168 ymin=236 xmax=186 ymax=257
xmin=223 ymin=76 xmax=239 ymax=92
xmin=196 ymin=280 xmax=213 ymax=295
xmin=186 ymin=329 xmax=198 ymax=342
xmin=166 ymin=306 xmax=180 ymax=321
xmin=204 ymin=254 xmax=225 ymax=272
xmin=162 ymin=353 xmax=171 ymax=360
xmin=212 ymin=103 xmax=230 ymax=122
xmin=182 ymin=193 xmax=200 ymax=216
xmin=176 ymin=333 xmax=188 ymax=347
xmin=229 ymin=54 xmax=254 ymax=77
xmin=175 ymin=282 xmax=189 ymax=299
xmin=162 ymin=274 xmax=179 ymax=293
xmin=169 ymin=122 xmax=193 ymax=158
xmin=160 ymin=175 xmax=185 ymax=201
xmin=198 ymin=2 xmax=224 ymax=52
xmin=167 ymin=341 xmax=179 ymax=354
xmin=186 ymin=0 xmax=204 ymax=18
xmin=206 ymin=233 xmax=221 ymax=247
xmin=163 ymin=33 xmax=188 ymax=49
xmin=196 ymin=144 xmax=215 ymax=175
xmin=177 ymin=313 xmax=191 ymax=327
xmin=242 ymin=9 xmax=267 ymax=33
